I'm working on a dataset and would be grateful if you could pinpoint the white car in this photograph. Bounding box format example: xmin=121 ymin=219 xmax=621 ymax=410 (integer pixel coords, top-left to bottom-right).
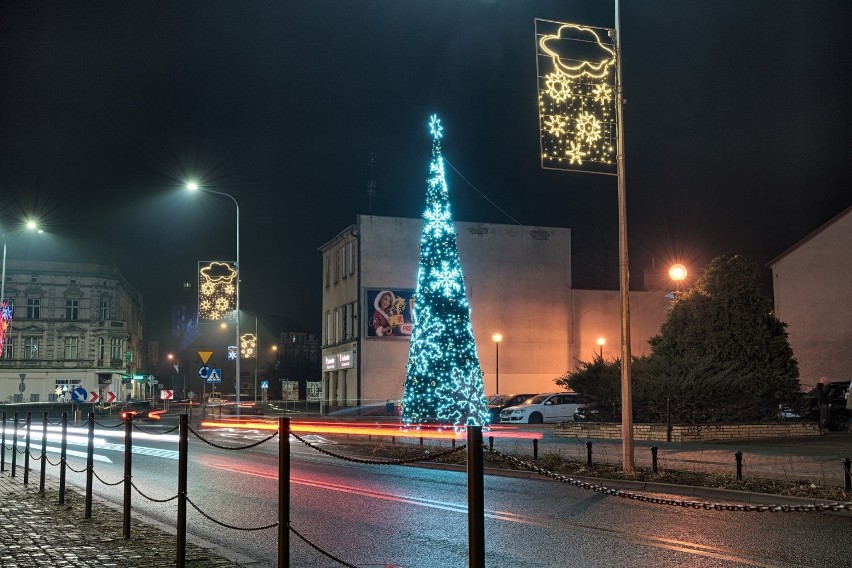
xmin=499 ymin=392 xmax=581 ymax=424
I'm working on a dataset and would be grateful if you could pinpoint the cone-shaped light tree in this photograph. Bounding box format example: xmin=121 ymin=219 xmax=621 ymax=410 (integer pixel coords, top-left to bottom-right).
xmin=402 ymin=115 xmax=490 ymax=428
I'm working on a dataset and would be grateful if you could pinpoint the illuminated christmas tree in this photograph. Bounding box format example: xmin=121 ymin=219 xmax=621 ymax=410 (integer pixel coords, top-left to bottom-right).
xmin=402 ymin=115 xmax=490 ymax=428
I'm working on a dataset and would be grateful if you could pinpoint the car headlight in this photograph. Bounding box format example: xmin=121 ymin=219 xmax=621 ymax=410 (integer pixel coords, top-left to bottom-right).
xmin=511 ymin=409 xmax=527 ymax=415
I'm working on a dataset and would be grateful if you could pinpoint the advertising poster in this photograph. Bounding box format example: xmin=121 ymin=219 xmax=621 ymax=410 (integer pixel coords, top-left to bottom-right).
xmin=366 ymin=289 xmax=415 ymax=338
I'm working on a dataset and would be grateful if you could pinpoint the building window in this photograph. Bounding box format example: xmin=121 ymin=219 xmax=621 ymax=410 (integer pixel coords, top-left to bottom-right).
xmin=334 ymin=252 xmax=340 ymax=284
xmin=3 ymin=298 xmax=13 ymax=317
xmin=69 ymin=277 xmax=77 ymax=284
xmin=334 ymin=308 xmax=340 ymax=343
xmin=100 ymin=300 xmax=110 ymax=320
xmin=341 ymin=305 xmax=348 ymax=340
xmin=325 ymin=257 xmax=331 ymax=288
xmin=24 ymin=337 xmax=40 ymax=359
xmin=351 ymin=302 xmax=358 ymax=338
xmin=30 ymin=275 xmax=38 ymax=284
xmin=98 ymin=337 xmax=106 ymax=364
xmin=325 ymin=311 xmax=331 ymax=345
xmin=3 ymin=339 xmax=13 ymax=359
xmin=27 ymin=299 xmax=40 ymax=319
xmin=66 ymin=299 xmax=79 ymax=320
xmin=64 ymin=337 xmax=79 ymax=359
xmin=111 ymin=338 xmax=122 ymax=361
xmin=348 ymin=241 xmax=356 ymax=275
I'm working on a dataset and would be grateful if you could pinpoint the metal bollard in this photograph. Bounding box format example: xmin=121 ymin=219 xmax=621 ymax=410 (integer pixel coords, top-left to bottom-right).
xmin=123 ymin=414 xmax=133 ymax=539
xmin=488 ymin=436 xmax=494 ymax=452
xmin=419 ymin=436 xmax=424 ymax=447
xmin=1 ymin=410 xmax=5 ymax=473
xmin=735 ymin=451 xmax=743 ymax=481
xmin=452 ymin=437 xmax=456 ymax=449
xmin=23 ymin=412 xmax=32 ymax=485
xmin=59 ymin=413 xmax=68 ymax=504
xmin=11 ymin=412 xmax=18 ymax=477
xmin=843 ymin=458 xmax=851 ymax=492
xmin=651 ymin=446 xmax=658 ymax=474
xmin=279 ymin=416 xmax=291 ymax=567
xmin=467 ymin=426 xmax=485 ymax=568
xmin=586 ymin=441 xmax=593 ymax=468
xmin=39 ymin=412 xmax=48 ymax=494
xmin=177 ymin=414 xmax=189 ymax=567
xmin=85 ymin=413 xmax=95 ymax=518
xmin=533 ymin=438 xmax=538 ymax=461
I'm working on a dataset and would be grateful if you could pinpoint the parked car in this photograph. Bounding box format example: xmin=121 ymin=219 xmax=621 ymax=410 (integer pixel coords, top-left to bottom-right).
xmin=499 ymin=392 xmax=581 ymax=424
xmin=118 ymin=401 xmax=163 ymax=422
xmin=805 ymin=381 xmax=850 ymax=431
xmin=487 ymin=393 xmax=537 ymax=424
xmin=572 ymin=404 xmax=599 ymax=422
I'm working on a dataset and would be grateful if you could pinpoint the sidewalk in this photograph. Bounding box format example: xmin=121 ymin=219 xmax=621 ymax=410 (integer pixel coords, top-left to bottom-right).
xmin=0 ymin=468 xmax=243 ymax=567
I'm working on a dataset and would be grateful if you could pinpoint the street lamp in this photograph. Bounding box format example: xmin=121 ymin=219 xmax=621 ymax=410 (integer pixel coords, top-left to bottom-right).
xmin=596 ymin=336 xmax=606 ymax=359
xmin=669 ymin=263 xmax=687 ymax=283
xmin=186 ymin=182 xmax=242 ymax=416
xmin=491 ymin=333 xmax=503 ymax=395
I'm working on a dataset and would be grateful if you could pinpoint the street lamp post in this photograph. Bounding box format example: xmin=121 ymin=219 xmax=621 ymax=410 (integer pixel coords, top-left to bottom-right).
xmin=187 ymin=182 xmax=242 ymax=416
xmin=491 ymin=333 xmax=503 ymax=395
xmin=238 ymin=310 xmax=260 ymax=403
xmin=596 ymin=337 xmax=606 ymax=359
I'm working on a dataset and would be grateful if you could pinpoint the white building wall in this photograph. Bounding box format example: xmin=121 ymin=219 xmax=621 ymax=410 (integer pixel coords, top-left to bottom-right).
xmin=320 ymin=215 xmax=673 ymax=409
xmin=770 ymin=208 xmax=852 ymax=390
xmin=358 ymin=215 xmax=573 ymax=401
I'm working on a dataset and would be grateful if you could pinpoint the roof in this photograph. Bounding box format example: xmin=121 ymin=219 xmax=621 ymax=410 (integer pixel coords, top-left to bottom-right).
xmin=766 ymin=205 xmax=852 ymax=267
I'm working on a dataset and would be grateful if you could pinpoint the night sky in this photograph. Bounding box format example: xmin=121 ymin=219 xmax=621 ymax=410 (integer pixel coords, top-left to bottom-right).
xmin=2 ymin=1 xmax=850 ymax=346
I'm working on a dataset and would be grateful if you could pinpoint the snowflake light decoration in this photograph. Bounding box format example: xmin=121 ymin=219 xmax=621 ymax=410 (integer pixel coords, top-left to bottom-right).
xmin=535 ymin=19 xmax=617 ymax=174
xmin=198 ymin=261 xmax=238 ymax=320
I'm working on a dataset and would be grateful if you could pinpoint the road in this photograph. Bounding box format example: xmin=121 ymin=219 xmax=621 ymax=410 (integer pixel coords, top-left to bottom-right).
xmin=15 ymin=418 xmax=852 ymax=567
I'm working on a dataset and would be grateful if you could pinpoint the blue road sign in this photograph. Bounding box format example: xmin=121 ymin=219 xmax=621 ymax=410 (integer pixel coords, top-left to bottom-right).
xmin=196 ymin=365 xmax=212 ymax=380
xmin=260 ymin=380 xmax=269 ymax=389
xmin=206 ymin=368 xmax=222 ymax=383
xmin=71 ymin=386 xmax=88 ymax=403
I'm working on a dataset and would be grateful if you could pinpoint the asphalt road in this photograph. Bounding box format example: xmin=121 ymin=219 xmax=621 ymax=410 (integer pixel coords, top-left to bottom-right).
xmin=38 ymin=419 xmax=852 ymax=568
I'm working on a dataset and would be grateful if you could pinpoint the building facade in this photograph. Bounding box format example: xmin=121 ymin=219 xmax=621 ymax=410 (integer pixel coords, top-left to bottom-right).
xmin=0 ymin=260 xmax=145 ymax=403
xmin=320 ymin=215 xmax=670 ymax=411
xmin=769 ymin=206 xmax=852 ymax=390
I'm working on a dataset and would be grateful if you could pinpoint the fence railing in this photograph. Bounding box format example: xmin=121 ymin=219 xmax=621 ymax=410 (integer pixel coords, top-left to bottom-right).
xmin=1 ymin=410 xmax=850 ymax=568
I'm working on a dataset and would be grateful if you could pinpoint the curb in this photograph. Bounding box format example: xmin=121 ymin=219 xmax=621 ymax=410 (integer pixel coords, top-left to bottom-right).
xmin=403 ymin=461 xmax=852 ymax=514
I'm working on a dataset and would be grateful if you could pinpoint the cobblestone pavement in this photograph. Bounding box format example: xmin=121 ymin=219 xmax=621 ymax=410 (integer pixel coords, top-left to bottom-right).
xmin=0 ymin=469 xmax=244 ymax=567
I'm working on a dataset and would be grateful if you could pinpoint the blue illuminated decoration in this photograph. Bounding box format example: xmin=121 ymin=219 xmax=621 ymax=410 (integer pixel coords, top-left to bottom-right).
xmin=402 ymin=115 xmax=490 ymax=429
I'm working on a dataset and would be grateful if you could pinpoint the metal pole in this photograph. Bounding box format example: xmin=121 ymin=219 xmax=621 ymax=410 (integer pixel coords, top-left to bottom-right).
xmin=467 ymin=425 xmax=485 ymax=568
xmin=177 ymin=414 xmax=188 ymax=567
xmin=235 ymin=198 xmax=241 ymax=416
xmin=1 ymin=234 xmax=6 ymax=307
xmin=1 ymin=410 xmax=5 ymax=472
xmin=495 ymin=341 xmax=499 ymax=395
xmin=59 ymin=413 xmax=67 ymax=503
xmin=23 ymin=412 xmax=31 ymax=485
xmin=11 ymin=411 xmax=18 ymax=477
xmin=255 ymin=313 xmax=259 ymax=403
xmin=85 ymin=412 xmax=94 ymax=518
xmin=123 ymin=414 xmax=133 ymax=539
xmin=39 ymin=412 xmax=47 ymax=493
xmin=614 ymin=0 xmax=635 ymax=473
xmin=278 ymin=417 xmax=290 ymax=567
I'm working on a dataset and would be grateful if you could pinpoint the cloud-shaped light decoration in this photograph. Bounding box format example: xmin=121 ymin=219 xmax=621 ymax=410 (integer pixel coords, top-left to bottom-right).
xmin=535 ymin=19 xmax=618 ymax=174
xmin=198 ymin=261 xmax=237 ymax=320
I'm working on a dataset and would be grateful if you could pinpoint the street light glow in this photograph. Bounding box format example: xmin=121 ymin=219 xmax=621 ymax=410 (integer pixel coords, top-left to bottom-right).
xmin=186 ymin=181 xmax=199 ymax=191
xmin=669 ymin=263 xmax=688 ymax=282
xmin=491 ymin=333 xmax=503 ymax=344
xmin=596 ymin=337 xmax=606 ymax=347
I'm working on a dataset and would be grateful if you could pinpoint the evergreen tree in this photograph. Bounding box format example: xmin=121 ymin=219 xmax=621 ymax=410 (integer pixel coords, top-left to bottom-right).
xmin=402 ymin=115 xmax=490 ymax=427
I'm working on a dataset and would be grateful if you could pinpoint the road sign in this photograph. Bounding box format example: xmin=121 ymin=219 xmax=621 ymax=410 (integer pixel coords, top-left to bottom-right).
xmin=206 ymin=368 xmax=222 ymax=383
xmin=71 ymin=386 xmax=88 ymax=403
xmin=18 ymin=383 xmax=26 ymax=393
xmin=196 ymin=365 xmax=212 ymax=380
xmin=187 ymin=391 xmax=196 ymax=400
xmin=104 ymin=391 xmax=117 ymax=404
xmin=197 ymin=351 xmax=213 ymax=364
xmin=88 ymin=391 xmax=100 ymax=403
xmin=261 ymin=380 xmax=269 ymax=389
xmin=160 ymin=389 xmax=174 ymax=400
